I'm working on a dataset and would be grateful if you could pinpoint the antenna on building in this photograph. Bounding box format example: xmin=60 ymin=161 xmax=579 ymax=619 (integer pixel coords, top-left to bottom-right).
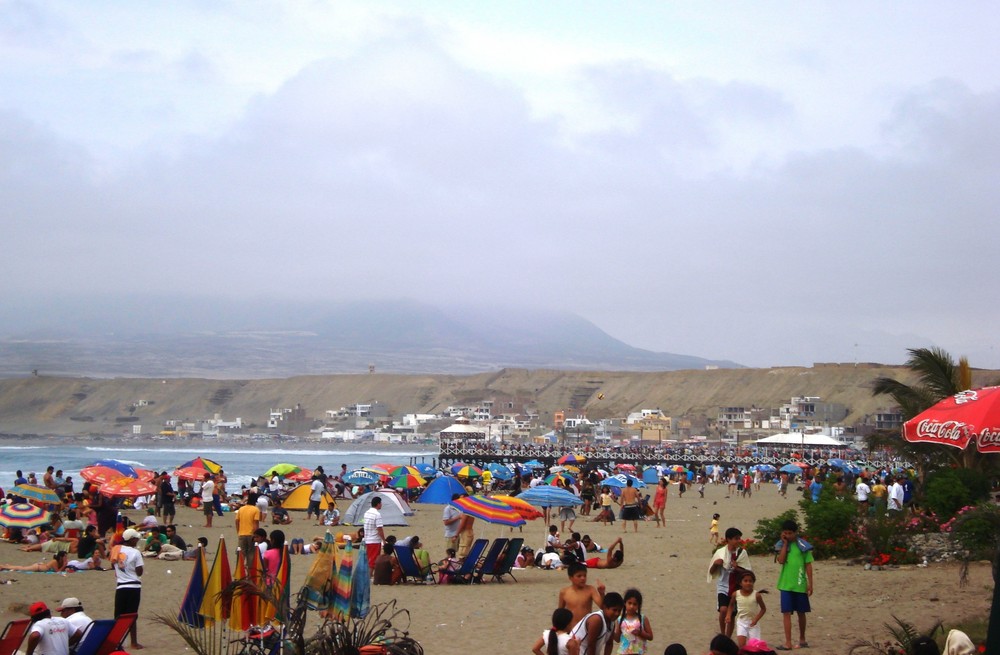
xmin=369 ymin=364 xmax=375 ymax=374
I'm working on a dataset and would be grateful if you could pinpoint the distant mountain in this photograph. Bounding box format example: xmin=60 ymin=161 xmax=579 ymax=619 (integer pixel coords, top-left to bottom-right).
xmin=0 ymin=296 xmax=741 ymax=377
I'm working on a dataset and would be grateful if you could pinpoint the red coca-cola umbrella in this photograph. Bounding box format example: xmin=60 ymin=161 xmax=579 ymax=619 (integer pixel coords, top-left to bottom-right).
xmin=902 ymin=386 xmax=1000 ymax=453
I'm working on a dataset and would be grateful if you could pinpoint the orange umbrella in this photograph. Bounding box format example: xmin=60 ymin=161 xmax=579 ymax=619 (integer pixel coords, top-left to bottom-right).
xmin=286 ymin=468 xmax=314 ymax=483
xmin=81 ymin=466 xmax=156 ymax=485
xmin=492 ymin=495 xmax=543 ymax=520
xmin=173 ymin=466 xmax=213 ymax=481
xmin=99 ymin=477 xmax=158 ymax=497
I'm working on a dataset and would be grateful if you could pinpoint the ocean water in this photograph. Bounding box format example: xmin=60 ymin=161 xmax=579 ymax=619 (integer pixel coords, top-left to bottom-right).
xmin=0 ymin=443 xmax=438 ymax=492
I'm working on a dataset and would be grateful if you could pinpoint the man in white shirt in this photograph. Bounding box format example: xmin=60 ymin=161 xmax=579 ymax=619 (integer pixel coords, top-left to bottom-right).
xmin=113 ymin=529 xmax=144 ymax=650
xmin=25 ymin=601 xmax=80 ymax=655
xmin=888 ymin=477 xmax=905 ymax=513
xmin=363 ymin=497 xmax=386 ymax=573
xmin=201 ymin=474 xmax=216 ymax=528
xmin=855 ymin=478 xmax=871 ymax=515
xmin=308 ymin=475 xmax=325 ymax=523
xmin=56 ymin=597 xmax=92 ymax=639
xmin=442 ymin=495 xmax=463 ymax=554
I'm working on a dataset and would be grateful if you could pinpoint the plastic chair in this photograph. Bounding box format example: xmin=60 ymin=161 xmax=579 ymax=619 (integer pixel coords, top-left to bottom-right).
xmin=73 ymin=620 xmax=116 ymax=655
xmin=490 ymin=537 xmax=524 ymax=583
xmin=96 ymin=613 xmax=136 ymax=655
xmin=0 ymin=618 xmax=30 ymax=655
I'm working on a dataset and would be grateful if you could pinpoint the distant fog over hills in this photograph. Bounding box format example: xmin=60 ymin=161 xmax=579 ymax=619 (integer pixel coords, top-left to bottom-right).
xmin=0 ymin=297 xmax=741 ymax=378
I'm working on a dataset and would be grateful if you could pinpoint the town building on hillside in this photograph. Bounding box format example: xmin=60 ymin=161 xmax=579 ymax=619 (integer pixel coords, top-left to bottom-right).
xmin=267 ymin=404 xmax=309 ymax=434
xmin=777 ymin=396 xmax=848 ymax=431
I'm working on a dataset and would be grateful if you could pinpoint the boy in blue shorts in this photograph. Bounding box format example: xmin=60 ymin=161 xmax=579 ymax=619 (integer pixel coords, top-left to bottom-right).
xmin=775 ymin=519 xmax=813 ymax=650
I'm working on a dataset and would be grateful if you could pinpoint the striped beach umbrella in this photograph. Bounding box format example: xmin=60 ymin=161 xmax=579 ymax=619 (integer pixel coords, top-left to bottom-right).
xmin=390 ymin=465 xmax=422 ymax=478
xmin=449 ymin=495 xmax=526 ymax=527
xmin=178 ymin=457 xmax=222 ymax=474
xmin=543 ymin=472 xmax=576 ymax=487
xmin=200 ymin=536 xmax=233 ymax=624
xmin=0 ymin=502 xmax=48 ymax=529
xmin=450 ymin=463 xmax=482 ymax=478
xmin=391 ymin=473 xmax=426 ymax=490
xmin=178 ymin=545 xmax=209 ymax=627
xmin=11 ymin=483 xmax=61 ymax=507
xmin=517 ymin=486 xmax=584 ymax=508
xmin=558 ymin=453 xmax=587 ymax=465
xmin=331 ymin=538 xmax=354 ymax=621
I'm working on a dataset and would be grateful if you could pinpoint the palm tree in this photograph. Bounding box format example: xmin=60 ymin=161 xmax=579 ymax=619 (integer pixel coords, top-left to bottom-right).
xmin=872 ymin=347 xmax=980 ymax=471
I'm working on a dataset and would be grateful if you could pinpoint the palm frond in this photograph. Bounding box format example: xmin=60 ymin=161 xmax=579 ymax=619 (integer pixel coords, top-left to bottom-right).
xmin=152 ymin=613 xmax=232 ymax=655
xmin=905 ymin=347 xmax=960 ymax=398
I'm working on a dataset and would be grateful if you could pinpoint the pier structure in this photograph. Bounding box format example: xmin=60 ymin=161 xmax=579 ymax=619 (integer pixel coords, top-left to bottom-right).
xmin=437 ymin=440 xmax=894 ymax=473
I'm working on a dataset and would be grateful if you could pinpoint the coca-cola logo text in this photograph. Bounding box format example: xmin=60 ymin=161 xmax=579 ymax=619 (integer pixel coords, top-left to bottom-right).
xmin=976 ymin=427 xmax=1000 ymax=450
xmin=915 ymin=419 xmax=968 ymax=442
xmin=954 ymin=390 xmax=979 ymax=405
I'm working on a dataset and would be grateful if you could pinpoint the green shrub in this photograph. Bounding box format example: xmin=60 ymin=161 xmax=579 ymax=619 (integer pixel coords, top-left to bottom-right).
xmin=799 ymin=489 xmax=859 ymax=541
xmin=924 ymin=468 xmax=990 ymax=518
xmin=750 ymin=508 xmax=799 ymax=554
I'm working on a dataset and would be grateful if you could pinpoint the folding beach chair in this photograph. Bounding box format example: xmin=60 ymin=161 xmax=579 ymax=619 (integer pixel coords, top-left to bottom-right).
xmin=0 ymin=618 xmax=30 ymax=655
xmin=96 ymin=613 xmax=136 ymax=655
xmin=393 ymin=543 xmax=434 ymax=584
xmin=72 ymin=620 xmax=116 ymax=655
xmin=471 ymin=538 xmax=508 ymax=583
xmin=490 ymin=537 xmax=524 ymax=583
xmin=447 ymin=538 xmax=488 ymax=584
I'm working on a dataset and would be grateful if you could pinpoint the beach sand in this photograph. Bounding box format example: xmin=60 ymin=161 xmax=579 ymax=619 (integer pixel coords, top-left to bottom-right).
xmin=1 ymin=484 xmax=992 ymax=654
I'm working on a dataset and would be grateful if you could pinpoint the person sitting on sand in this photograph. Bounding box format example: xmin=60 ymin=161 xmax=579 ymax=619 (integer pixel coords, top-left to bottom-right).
xmin=0 ymin=551 xmax=71 ymax=573
xmin=584 ymin=537 xmax=623 ymax=569
xmin=271 ymin=499 xmax=292 ymax=525
xmin=66 ymin=551 xmax=102 ymax=571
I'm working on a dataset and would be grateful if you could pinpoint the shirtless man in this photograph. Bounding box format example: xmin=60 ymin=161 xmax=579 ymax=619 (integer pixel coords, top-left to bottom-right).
xmin=618 ymin=480 xmax=642 ymax=533
xmin=558 ymin=562 xmax=606 ymax=627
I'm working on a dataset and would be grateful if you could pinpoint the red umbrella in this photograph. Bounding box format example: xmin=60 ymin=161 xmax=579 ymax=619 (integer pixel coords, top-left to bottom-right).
xmin=81 ymin=466 xmax=156 ymax=485
xmin=100 ymin=477 xmax=158 ymax=497
xmin=286 ymin=468 xmax=314 ymax=483
xmin=903 ymin=386 xmax=1000 ymax=452
xmin=174 ymin=466 xmax=213 ymax=481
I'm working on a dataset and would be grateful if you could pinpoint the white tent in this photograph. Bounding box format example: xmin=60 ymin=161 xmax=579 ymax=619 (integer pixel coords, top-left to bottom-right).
xmin=342 ymin=490 xmax=414 ymax=526
xmin=754 ymin=433 xmax=846 ymax=447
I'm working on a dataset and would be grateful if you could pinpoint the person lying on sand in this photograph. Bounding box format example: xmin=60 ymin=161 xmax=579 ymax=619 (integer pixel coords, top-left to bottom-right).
xmin=0 ymin=551 xmax=71 ymax=573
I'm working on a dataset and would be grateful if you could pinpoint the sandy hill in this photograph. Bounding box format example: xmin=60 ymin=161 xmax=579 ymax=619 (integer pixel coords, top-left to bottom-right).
xmin=2 ymin=364 xmax=998 ymax=437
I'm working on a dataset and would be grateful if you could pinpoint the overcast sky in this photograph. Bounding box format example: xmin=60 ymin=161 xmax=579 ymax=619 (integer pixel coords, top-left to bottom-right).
xmin=3 ymin=2 xmax=999 ymax=369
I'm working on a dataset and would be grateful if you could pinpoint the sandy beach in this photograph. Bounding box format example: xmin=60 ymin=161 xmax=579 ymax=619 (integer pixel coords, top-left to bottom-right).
xmin=1 ymin=482 xmax=992 ymax=655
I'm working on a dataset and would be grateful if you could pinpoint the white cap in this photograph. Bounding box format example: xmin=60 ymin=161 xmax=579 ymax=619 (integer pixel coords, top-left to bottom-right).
xmin=122 ymin=528 xmax=142 ymax=541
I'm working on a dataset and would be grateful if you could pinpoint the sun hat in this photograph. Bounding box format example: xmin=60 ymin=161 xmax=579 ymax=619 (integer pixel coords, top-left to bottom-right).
xmin=29 ymin=601 xmax=49 ymax=617
xmin=58 ymin=597 xmax=83 ymax=610
xmin=122 ymin=528 xmax=142 ymax=541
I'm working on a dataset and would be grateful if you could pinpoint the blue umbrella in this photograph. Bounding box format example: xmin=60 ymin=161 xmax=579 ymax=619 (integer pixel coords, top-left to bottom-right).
xmin=486 ymin=463 xmax=513 ymax=481
xmin=416 ymin=476 xmax=468 ymax=504
xmin=752 ymin=464 xmax=777 ymax=473
xmin=413 ymin=463 xmax=438 ymax=478
xmin=92 ymin=459 xmax=139 ymax=477
xmin=641 ymin=468 xmax=662 ymax=484
xmin=343 ymin=470 xmax=379 ymax=485
xmin=602 ymin=473 xmax=646 ymax=489
xmin=517 ymin=486 xmax=583 ymax=508
xmin=522 ymin=460 xmax=545 ymax=470
xmin=780 ymin=464 xmax=803 ymax=475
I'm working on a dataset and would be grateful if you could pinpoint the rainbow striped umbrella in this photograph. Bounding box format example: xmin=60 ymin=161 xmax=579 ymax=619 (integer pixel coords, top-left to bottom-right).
xmin=450 ymin=463 xmax=483 ymax=478
xmin=449 ymin=494 xmax=526 ymax=527
xmin=390 ymin=465 xmax=423 ymax=478
xmin=391 ymin=473 xmax=426 ymax=490
xmin=178 ymin=457 xmax=222 ymax=474
xmin=543 ymin=472 xmax=576 ymax=486
xmin=331 ymin=539 xmax=354 ymax=621
xmin=558 ymin=453 xmax=587 ymax=465
xmin=228 ymin=548 xmax=254 ymax=631
xmin=11 ymin=484 xmax=61 ymax=507
xmin=0 ymin=502 xmax=48 ymax=529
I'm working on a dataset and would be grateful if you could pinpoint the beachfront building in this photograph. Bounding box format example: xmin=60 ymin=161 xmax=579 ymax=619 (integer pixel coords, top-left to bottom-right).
xmin=776 ymin=396 xmax=849 ymax=431
xmin=439 ymin=418 xmax=487 ymax=441
xmin=267 ymin=404 xmax=310 ymax=434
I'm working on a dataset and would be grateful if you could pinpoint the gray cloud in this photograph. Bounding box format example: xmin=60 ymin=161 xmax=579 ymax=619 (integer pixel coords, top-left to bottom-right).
xmin=2 ymin=21 xmax=999 ymax=369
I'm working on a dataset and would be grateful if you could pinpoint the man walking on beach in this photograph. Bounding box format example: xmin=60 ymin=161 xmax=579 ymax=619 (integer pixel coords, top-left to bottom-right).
xmin=442 ymin=494 xmax=463 ymax=555
xmin=307 ymin=474 xmax=324 ymax=523
xmin=201 ymin=474 xmax=215 ymax=528
xmin=235 ymin=492 xmax=261 ymax=559
xmin=363 ymin=496 xmax=386 ymax=573
xmin=113 ymin=528 xmax=144 ymax=650
xmin=775 ymin=519 xmax=813 ymax=650
xmin=709 ymin=527 xmax=751 ymax=638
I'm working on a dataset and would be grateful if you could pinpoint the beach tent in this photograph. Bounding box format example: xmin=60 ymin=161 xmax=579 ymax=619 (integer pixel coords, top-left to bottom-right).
xmin=416 ymin=475 xmax=467 ymax=504
xmin=754 ymin=433 xmax=847 ymax=447
xmin=281 ymin=483 xmax=335 ymax=511
xmin=342 ymin=490 xmax=412 ymax=526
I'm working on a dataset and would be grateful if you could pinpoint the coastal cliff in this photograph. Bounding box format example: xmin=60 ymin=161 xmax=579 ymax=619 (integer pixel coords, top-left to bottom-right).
xmin=2 ymin=364 xmax=998 ymax=436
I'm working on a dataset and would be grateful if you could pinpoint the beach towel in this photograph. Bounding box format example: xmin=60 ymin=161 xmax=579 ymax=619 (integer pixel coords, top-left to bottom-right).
xmin=772 ymin=537 xmax=813 ymax=553
xmin=707 ymin=545 xmax=751 ymax=583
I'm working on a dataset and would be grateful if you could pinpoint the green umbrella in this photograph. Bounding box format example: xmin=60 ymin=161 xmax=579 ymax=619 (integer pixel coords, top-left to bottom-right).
xmin=264 ymin=463 xmax=302 ymax=477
